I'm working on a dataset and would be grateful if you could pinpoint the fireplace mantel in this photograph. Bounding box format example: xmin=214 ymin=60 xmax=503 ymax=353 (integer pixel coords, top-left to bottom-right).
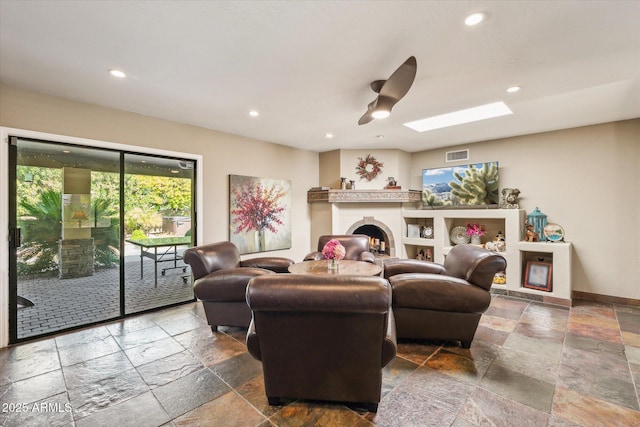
xmin=307 ymin=189 xmax=421 ymax=203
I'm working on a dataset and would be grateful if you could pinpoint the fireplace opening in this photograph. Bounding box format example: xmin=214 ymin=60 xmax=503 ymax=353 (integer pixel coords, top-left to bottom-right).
xmin=346 ymin=217 xmax=396 ymax=257
xmin=354 ymin=225 xmax=388 ymax=256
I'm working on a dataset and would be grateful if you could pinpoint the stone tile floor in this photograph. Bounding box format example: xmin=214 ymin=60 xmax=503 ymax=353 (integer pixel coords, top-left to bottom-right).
xmin=1 ymin=296 xmax=639 ymax=426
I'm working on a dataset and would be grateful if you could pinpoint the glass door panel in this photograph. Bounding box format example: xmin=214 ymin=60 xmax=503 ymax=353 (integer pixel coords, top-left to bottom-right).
xmin=11 ymin=139 xmax=121 ymax=341
xmin=123 ymin=154 xmax=195 ymax=314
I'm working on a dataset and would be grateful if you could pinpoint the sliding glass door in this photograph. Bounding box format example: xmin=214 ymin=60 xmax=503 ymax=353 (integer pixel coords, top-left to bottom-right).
xmin=123 ymin=153 xmax=195 ymax=314
xmin=8 ymin=137 xmax=196 ymax=343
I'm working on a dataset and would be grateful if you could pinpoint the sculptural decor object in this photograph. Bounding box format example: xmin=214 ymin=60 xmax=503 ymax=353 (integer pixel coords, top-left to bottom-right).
xmin=422 ymin=162 xmax=499 ymax=208
xmin=500 ymin=188 xmax=520 ymax=209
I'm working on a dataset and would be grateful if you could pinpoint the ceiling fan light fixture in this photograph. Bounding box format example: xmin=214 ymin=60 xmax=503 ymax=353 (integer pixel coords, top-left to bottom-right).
xmin=371 ymin=95 xmax=395 ymax=119
xmin=371 ymin=109 xmax=391 ymax=119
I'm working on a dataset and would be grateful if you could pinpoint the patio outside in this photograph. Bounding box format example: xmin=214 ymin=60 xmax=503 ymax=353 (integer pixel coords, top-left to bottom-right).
xmin=17 ymin=243 xmax=194 ymax=339
xmin=13 ymin=145 xmax=195 ymax=341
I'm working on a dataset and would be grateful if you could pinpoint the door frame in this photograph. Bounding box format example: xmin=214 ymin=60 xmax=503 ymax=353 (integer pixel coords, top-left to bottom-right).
xmin=0 ymin=127 xmax=204 ymax=348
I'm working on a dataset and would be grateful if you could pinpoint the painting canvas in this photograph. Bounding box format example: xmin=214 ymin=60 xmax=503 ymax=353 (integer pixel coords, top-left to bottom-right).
xmin=422 ymin=161 xmax=499 ymax=208
xmin=229 ymin=175 xmax=292 ymax=254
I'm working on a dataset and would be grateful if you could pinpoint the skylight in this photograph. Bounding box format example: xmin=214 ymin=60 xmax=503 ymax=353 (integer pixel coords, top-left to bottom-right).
xmin=403 ymin=102 xmax=513 ymax=133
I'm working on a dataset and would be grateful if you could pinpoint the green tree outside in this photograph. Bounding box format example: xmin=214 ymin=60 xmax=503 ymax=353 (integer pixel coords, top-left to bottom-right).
xmin=16 ymin=166 xmax=191 ymax=275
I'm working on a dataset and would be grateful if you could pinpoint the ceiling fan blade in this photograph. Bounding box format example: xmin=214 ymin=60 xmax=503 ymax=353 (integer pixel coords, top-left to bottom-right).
xmin=358 ymin=112 xmax=375 ymax=125
xmin=378 ymin=56 xmax=417 ymax=102
xmin=358 ymin=98 xmax=377 ymax=125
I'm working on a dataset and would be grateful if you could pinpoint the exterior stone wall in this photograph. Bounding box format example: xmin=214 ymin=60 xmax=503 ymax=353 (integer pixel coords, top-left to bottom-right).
xmin=59 ymin=238 xmax=94 ymax=279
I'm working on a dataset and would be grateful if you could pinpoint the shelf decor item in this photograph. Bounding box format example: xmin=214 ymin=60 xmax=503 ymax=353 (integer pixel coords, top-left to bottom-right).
xmin=493 ymin=271 xmax=506 ymax=284
xmin=407 ymin=224 xmax=421 ymax=238
xmin=466 ymin=222 xmax=485 ymax=245
xmin=386 ymin=177 xmax=400 ymax=189
xmin=523 ymin=261 xmax=552 ymax=291
xmin=500 ymin=188 xmax=521 ymax=209
xmin=450 ymin=226 xmax=471 ymax=245
xmin=526 ymin=207 xmax=548 ymax=241
xmin=543 ymin=223 xmax=565 ymax=242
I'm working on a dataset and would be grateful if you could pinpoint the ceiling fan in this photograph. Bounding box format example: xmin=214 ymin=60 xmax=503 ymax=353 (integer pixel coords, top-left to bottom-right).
xmin=358 ymin=56 xmax=417 ymax=125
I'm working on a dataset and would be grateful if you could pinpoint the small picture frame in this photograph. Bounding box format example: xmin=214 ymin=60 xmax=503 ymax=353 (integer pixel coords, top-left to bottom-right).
xmin=407 ymin=224 xmax=421 ymax=238
xmin=523 ymin=261 xmax=552 ymax=292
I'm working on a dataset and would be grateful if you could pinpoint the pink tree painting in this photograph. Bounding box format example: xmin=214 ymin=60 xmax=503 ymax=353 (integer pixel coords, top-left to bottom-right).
xmin=229 ymin=175 xmax=291 ymax=254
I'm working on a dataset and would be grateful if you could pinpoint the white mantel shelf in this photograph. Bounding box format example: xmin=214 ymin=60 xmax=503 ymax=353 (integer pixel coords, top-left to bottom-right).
xmin=307 ymin=189 xmax=422 ymax=203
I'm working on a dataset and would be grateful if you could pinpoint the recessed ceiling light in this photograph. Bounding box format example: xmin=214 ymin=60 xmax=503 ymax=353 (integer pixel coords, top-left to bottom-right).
xmin=109 ymin=69 xmax=126 ymax=78
xmin=403 ymin=101 xmax=513 ymax=133
xmin=170 ymin=169 xmax=180 ymax=174
xmin=249 ymin=110 xmax=260 ymax=117
xmin=506 ymin=86 xmax=521 ymax=93
xmin=465 ymin=12 xmax=485 ymax=26
xmin=62 ymin=150 xmax=71 ymax=154
xmin=325 ymin=133 xmax=334 ymax=139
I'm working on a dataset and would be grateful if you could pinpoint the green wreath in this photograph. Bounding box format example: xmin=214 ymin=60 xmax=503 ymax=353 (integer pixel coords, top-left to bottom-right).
xmin=356 ymin=154 xmax=383 ymax=181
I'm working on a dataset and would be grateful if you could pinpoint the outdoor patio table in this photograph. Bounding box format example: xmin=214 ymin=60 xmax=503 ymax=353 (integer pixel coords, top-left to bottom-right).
xmin=126 ymin=236 xmax=192 ymax=287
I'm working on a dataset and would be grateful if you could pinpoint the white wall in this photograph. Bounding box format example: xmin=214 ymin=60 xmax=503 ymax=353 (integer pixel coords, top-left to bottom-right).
xmin=319 ymin=149 xmax=412 ymax=190
xmin=0 ymin=84 xmax=318 ymax=347
xmin=410 ymin=120 xmax=640 ymax=300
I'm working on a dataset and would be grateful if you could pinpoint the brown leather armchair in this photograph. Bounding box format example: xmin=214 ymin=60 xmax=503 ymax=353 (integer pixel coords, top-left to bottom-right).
xmin=246 ymin=274 xmax=397 ymax=412
xmin=304 ymin=234 xmax=375 ymax=263
xmin=384 ymin=244 xmax=506 ymax=348
xmin=183 ymin=241 xmax=294 ymax=331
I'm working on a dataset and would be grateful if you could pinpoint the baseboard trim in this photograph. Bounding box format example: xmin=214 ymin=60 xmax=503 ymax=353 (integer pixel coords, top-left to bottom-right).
xmin=572 ymin=291 xmax=640 ymax=307
xmin=491 ymin=288 xmax=571 ymax=307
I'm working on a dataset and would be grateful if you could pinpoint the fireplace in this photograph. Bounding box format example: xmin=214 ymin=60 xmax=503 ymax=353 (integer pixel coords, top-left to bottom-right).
xmin=308 ymin=189 xmax=421 ymax=259
xmin=346 ymin=217 xmax=395 ymax=257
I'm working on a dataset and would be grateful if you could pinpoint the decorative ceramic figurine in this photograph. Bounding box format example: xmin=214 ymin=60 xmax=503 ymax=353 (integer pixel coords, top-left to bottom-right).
xmin=485 ymin=231 xmax=506 ymax=252
xmin=525 ymin=222 xmax=539 ymax=242
xmin=500 ymin=188 xmax=520 ymax=209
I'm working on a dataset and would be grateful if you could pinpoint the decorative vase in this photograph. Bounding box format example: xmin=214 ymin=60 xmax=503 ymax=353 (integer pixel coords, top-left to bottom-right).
xmin=328 ymin=258 xmax=339 ymax=271
xmin=255 ymin=229 xmax=266 ymax=252
xmin=470 ymin=234 xmax=482 ymax=245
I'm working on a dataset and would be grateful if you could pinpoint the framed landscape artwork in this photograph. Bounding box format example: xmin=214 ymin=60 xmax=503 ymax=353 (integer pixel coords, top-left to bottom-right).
xmin=229 ymin=175 xmax=292 ymax=254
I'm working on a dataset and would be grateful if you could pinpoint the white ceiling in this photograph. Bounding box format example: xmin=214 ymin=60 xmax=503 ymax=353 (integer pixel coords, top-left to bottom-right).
xmin=1 ymin=0 xmax=639 ymax=153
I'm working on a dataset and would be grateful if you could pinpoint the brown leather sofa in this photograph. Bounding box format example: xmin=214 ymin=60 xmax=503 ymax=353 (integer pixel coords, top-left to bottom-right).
xmin=183 ymin=241 xmax=294 ymax=331
xmin=304 ymin=234 xmax=375 ymax=263
xmin=246 ymin=274 xmax=397 ymax=412
xmin=384 ymin=244 xmax=506 ymax=348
